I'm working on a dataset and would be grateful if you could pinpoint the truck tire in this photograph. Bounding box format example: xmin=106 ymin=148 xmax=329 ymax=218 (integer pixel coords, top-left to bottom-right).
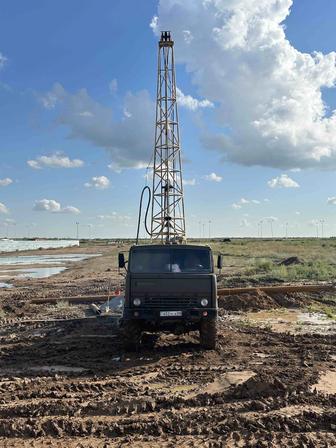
xmin=122 ymin=320 xmax=142 ymax=351
xmin=200 ymin=318 xmax=217 ymax=350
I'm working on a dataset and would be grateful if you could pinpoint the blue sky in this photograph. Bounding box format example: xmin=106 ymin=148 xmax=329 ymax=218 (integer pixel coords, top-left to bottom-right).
xmin=1 ymin=0 xmax=336 ymax=238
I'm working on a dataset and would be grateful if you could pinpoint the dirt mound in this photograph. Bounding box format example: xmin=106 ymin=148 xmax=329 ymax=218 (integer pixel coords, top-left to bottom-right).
xmin=219 ymin=290 xmax=314 ymax=312
xmin=219 ymin=290 xmax=277 ymax=311
xmin=230 ymin=374 xmax=288 ymax=399
xmin=279 ymin=256 xmax=303 ymax=266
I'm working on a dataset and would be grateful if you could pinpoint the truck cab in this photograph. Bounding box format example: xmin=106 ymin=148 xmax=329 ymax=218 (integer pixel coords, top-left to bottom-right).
xmin=119 ymin=244 xmax=220 ymax=350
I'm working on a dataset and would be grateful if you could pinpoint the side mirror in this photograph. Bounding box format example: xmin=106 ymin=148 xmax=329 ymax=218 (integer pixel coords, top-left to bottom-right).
xmin=118 ymin=253 xmax=126 ymax=269
xmin=217 ymin=254 xmax=223 ymax=270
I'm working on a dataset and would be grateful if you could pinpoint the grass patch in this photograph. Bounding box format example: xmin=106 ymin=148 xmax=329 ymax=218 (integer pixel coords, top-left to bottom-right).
xmin=244 ymin=258 xmax=336 ymax=282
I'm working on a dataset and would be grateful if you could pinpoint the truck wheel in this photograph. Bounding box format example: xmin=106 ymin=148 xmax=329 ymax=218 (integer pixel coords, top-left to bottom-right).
xmin=122 ymin=320 xmax=142 ymax=351
xmin=200 ymin=319 xmax=217 ymax=350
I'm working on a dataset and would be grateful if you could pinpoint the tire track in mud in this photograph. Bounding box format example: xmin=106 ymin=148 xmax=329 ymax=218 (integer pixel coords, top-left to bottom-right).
xmin=1 ymin=315 xmax=336 ymax=447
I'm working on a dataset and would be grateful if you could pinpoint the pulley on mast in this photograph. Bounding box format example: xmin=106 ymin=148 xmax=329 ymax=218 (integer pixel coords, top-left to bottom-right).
xmin=150 ymin=31 xmax=186 ymax=244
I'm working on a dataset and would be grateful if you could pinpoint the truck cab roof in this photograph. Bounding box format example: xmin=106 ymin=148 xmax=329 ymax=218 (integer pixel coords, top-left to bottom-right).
xmin=130 ymin=244 xmax=212 ymax=251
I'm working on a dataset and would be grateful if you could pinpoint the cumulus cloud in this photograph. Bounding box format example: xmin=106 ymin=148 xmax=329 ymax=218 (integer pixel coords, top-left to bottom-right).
xmin=203 ymin=172 xmax=222 ymax=182
xmin=327 ymin=197 xmax=336 ymax=205
xmin=33 ymin=199 xmax=80 ymax=214
xmin=268 ymin=174 xmax=299 ymax=188
xmin=183 ymin=178 xmax=196 ymax=186
xmin=85 ymin=176 xmax=110 ymax=190
xmin=40 ymin=83 xmax=154 ymax=170
xmin=27 ymin=153 xmax=84 ymax=169
xmin=0 ymin=178 xmax=13 ymax=187
xmin=176 ymin=88 xmax=213 ymax=111
xmin=154 ymin=0 xmax=336 ymax=170
xmin=0 ymin=202 xmax=9 ymax=214
xmin=232 ymin=198 xmax=261 ymax=209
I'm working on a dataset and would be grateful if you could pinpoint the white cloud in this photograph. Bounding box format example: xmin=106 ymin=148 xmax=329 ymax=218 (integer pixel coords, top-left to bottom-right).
xmin=232 ymin=197 xmax=261 ymax=209
xmin=85 ymin=175 xmax=110 ymax=190
xmin=264 ymin=216 xmax=278 ymax=222
xmin=268 ymin=174 xmax=299 ymax=188
xmin=0 ymin=52 xmax=7 ymax=71
xmin=27 ymin=153 xmax=84 ymax=169
xmin=0 ymin=178 xmax=13 ymax=187
xmin=149 ymin=15 xmax=159 ymax=31
xmin=109 ymin=79 xmax=118 ymax=94
xmin=33 ymin=199 xmax=61 ymax=212
xmin=295 ymin=211 xmax=301 ymax=215
xmin=33 ymin=199 xmax=80 ymax=214
xmin=96 ymin=212 xmax=131 ymax=222
xmin=183 ymin=178 xmax=196 ymax=186
xmin=40 ymin=83 xmax=154 ymax=170
xmin=154 ymin=1 xmax=336 ymax=170
xmin=176 ymin=88 xmax=214 ymax=111
xmin=203 ymin=172 xmax=222 ymax=182
xmin=232 ymin=203 xmax=242 ymax=209
xmin=0 ymin=202 xmax=9 ymax=214
xmin=327 ymin=197 xmax=336 ymax=205
xmin=61 ymin=206 xmax=80 ymax=214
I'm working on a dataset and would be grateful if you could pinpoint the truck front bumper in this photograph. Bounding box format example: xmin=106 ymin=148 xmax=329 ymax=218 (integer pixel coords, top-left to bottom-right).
xmin=123 ymin=307 xmax=217 ymax=322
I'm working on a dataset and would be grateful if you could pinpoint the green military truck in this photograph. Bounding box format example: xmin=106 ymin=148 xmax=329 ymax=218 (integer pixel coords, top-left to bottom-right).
xmin=118 ymin=244 xmax=222 ymax=351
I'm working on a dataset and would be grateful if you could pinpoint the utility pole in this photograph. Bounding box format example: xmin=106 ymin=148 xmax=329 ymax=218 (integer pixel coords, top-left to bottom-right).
xmin=269 ymin=219 xmax=274 ymax=238
xmin=199 ymin=221 xmax=202 ymax=240
xmin=259 ymin=220 xmax=263 ymax=238
xmin=285 ymin=222 xmax=288 ymax=239
xmin=76 ymin=222 xmax=79 ymax=240
xmin=208 ymin=220 xmax=211 ymax=239
xmin=151 ymin=31 xmax=186 ymax=244
xmin=320 ymin=219 xmax=325 ymax=238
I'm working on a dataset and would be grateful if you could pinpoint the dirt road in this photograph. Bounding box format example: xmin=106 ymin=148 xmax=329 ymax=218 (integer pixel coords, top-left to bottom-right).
xmin=0 ymin=244 xmax=336 ymax=447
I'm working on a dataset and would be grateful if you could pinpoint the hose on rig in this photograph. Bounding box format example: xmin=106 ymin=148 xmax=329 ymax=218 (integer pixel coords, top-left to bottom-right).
xmin=136 ymin=186 xmax=152 ymax=245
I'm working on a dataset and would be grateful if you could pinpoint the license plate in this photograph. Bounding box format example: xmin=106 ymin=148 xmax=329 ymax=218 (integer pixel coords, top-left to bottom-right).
xmin=160 ymin=311 xmax=182 ymax=317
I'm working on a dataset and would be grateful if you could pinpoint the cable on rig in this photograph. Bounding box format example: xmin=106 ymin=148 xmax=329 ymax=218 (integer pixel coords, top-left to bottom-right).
xmin=136 ymin=186 xmax=151 ymax=245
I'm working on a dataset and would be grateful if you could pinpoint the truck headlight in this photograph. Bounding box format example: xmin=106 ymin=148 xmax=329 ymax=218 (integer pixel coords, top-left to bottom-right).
xmin=201 ymin=299 xmax=208 ymax=307
xmin=133 ymin=298 xmax=141 ymax=306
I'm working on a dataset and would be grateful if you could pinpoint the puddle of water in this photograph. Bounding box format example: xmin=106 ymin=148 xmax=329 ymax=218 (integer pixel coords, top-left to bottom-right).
xmin=0 ymin=266 xmax=66 ymax=279
xmin=312 ymin=370 xmax=336 ymax=394
xmin=0 ymin=282 xmax=12 ymax=288
xmin=242 ymin=309 xmax=336 ymax=335
xmin=0 ymin=253 xmax=99 ymax=266
xmin=29 ymin=365 xmax=87 ymax=373
xmin=0 ymin=254 xmax=100 ymax=281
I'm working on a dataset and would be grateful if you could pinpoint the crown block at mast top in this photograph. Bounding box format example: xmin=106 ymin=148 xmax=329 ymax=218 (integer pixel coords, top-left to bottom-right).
xmin=159 ymin=31 xmax=174 ymax=48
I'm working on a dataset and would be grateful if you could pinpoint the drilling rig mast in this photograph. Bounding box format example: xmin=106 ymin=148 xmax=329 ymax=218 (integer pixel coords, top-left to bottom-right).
xmin=151 ymin=31 xmax=186 ymax=244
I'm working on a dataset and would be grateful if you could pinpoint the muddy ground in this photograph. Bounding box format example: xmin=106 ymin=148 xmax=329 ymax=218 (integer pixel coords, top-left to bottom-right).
xmin=0 ymin=243 xmax=336 ymax=447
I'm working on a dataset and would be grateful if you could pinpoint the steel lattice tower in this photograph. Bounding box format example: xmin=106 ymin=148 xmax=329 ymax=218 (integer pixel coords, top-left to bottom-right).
xmin=151 ymin=31 xmax=186 ymax=244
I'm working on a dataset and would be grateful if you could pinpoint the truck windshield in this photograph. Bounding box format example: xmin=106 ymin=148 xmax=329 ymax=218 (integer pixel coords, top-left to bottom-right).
xmin=130 ymin=248 xmax=212 ymax=273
